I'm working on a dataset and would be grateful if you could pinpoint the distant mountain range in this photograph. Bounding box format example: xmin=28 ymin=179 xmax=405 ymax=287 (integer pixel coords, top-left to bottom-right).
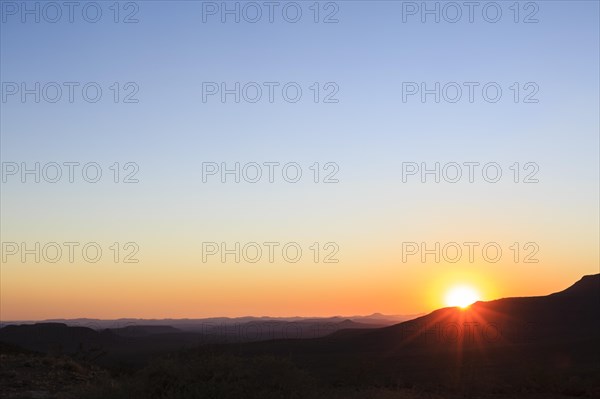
xmin=0 ymin=313 xmax=418 ymax=366
xmin=0 ymin=313 xmax=418 ymax=330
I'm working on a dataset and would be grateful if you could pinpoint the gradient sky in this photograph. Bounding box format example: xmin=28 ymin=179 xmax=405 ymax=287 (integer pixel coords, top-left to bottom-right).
xmin=1 ymin=0 xmax=599 ymax=320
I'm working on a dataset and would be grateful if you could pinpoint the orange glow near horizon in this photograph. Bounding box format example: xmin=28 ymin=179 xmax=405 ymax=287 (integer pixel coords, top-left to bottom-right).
xmin=0 ymin=248 xmax=597 ymax=320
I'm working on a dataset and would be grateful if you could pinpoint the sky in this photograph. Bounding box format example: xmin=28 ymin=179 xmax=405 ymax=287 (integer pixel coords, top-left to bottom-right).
xmin=1 ymin=0 xmax=599 ymax=320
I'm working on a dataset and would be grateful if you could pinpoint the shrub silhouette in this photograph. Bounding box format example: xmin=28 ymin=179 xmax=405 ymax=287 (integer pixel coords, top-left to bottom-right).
xmin=83 ymin=352 xmax=319 ymax=399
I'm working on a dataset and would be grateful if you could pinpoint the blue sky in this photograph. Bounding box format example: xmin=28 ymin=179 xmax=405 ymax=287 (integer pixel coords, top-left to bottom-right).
xmin=1 ymin=1 xmax=599 ymax=318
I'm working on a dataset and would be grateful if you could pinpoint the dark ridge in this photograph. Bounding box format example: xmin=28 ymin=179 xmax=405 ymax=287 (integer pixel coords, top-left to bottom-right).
xmin=551 ymin=274 xmax=600 ymax=297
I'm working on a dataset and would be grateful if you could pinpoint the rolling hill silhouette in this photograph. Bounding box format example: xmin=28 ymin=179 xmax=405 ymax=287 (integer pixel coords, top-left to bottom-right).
xmin=334 ymin=274 xmax=600 ymax=348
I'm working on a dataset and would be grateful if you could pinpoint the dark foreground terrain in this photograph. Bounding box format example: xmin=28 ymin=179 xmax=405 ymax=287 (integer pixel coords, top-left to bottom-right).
xmin=1 ymin=275 xmax=599 ymax=398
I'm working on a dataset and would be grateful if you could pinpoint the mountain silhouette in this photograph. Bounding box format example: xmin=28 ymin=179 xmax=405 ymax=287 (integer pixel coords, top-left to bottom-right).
xmin=348 ymin=273 xmax=600 ymax=349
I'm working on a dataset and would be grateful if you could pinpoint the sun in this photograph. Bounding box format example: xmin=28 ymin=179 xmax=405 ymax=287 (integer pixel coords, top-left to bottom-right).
xmin=445 ymin=285 xmax=480 ymax=308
